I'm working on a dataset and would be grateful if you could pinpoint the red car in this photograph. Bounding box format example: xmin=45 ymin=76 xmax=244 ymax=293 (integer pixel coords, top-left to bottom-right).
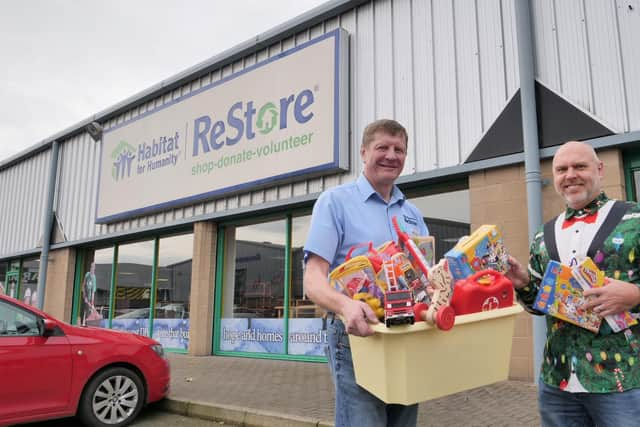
xmin=0 ymin=294 xmax=170 ymax=427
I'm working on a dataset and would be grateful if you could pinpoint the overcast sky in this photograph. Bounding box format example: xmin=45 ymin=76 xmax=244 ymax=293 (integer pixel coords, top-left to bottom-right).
xmin=0 ymin=0 xmax=328 ymax=162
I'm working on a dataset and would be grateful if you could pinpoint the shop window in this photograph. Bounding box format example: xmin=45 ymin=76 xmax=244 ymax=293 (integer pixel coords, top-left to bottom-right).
xmin=19 ymin=258 xmax=39 ymax=307
xmin=0 ymin=258 xmax=40 ymax=305
xmin=74 ymin=232 xmax=194 ymax=351
xmin=0 ymin=262 xmax=7 ymax=296
xmin=219 ymin=219 xmax=286 ymax=354
xmin=409 ymin=190 xmax=470 ymax=260
xmin=213 ymin=186 xmax=468 ymax=360
xmin=77 ymin=247 xmax=114 ymax=327
xmin=623 ymin=149 xmax=640 ymax=202
xmin=152 ymin=233 xmax=193 ymax=351
xmin=288 ymin=214 xmax=326 ymax=356
xmin=5 ymin=261 xmax=21 ymax=300
xmin=111 ymin=240 xmax=155 ymax=336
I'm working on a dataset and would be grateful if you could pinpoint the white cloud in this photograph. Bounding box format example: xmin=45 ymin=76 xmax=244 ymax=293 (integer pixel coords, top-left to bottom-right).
xmin=0 ymin=0 xmax=327 ymax=161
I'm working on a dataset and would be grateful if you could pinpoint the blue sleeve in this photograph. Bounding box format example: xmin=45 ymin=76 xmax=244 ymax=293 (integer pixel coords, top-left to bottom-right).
xmin=303 ymin=191 xmax=343 ymax=265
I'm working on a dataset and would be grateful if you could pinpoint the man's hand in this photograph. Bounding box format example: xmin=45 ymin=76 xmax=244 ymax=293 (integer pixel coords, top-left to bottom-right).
xmin=583 ymin=279 xmax=640 ymax=317
xmin=505 ymin=256 xmax=529 ymax=289
xmin=341 ymin=298 xmax=379 ymax=337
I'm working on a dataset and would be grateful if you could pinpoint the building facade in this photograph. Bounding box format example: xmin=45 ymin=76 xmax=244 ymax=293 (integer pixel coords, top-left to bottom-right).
xmin=1 ymin=0 xmax=640 ymax=381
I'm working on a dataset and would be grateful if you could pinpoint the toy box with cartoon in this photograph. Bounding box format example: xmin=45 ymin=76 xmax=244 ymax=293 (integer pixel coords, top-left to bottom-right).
xmin=329 ymin=217 xmax=439 ymax=325
xmin=444 ymin=225 xmax=509 ymax=282
xmin=534 ymin=260 xmax=601 ymax=332
xmin=329 ymin=244 xmax=385 ymax=315
xmin=572 ymin=257 xmax=637 ymax=332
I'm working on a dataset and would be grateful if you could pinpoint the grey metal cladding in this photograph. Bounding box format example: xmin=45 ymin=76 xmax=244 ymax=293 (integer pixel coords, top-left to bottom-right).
xmin=531 ymin=0 xmax=640 ymax=132
xmin=20 ymin=0 xmax=638 ymax=254
xmin=19 ymin=0 xmax=521 ymax=248
xmin=0 ymin=150 xmax=50 ymax=257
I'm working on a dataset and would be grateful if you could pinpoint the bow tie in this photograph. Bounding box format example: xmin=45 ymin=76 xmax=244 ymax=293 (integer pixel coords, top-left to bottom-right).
xmin=562 ymin=211 xmax=598 ymax=229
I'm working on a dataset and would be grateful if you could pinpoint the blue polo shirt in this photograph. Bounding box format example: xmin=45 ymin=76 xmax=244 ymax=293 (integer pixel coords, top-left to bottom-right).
xmin=304 ymin=174 xmax=429 ymax=270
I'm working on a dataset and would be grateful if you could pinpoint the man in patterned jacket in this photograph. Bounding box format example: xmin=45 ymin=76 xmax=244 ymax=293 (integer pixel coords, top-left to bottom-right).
xmin=507 ymin=140 xmax=640 ymax=426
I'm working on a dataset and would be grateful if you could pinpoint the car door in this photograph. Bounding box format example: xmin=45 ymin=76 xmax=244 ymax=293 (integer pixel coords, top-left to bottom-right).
xmin=0 ymin=299 xmax=73 ymax=420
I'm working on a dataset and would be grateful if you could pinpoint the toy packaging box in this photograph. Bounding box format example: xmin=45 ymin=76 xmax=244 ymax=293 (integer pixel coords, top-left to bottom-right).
xmin=409 ymin=235 xmax=436 ymax=269
xmin=572 ymin=258 xmax=637 ymax=332
xmin=444 ymin=225 xmax=509 ymax=282
xmin=329 ymin=240 xmax=428 ymax=322
xmin=534 ymin=260 xmax=601 ymax=332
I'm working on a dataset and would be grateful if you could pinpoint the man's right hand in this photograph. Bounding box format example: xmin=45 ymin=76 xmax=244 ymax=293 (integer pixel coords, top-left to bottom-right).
xmin=340 ymin=298 xmax=378 ymax=337
xmin=505 ymin=255 xmax=529 ymax=289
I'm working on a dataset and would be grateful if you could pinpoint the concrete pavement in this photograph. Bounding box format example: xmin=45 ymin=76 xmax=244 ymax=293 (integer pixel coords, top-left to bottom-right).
xmin=162 ymin=354 xmax=540 ymax=426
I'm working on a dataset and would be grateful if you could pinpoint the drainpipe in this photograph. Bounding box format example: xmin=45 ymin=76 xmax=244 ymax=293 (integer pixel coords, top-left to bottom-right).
xmin=515 ymin=0 xmax=546 ymax=383
xmin=36 ymin=140 xmax=60 ymax=310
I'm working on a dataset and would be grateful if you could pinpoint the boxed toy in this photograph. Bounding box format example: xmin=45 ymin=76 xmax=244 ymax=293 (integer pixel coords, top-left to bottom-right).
xmin=329 ymin=240 xmax=427 ymax=322
xmin=534 ymin=260 xmax=601 ymax=333
xmin=445 ymin=225 xmax=509 ymax=282
xmin=329 ymin=254 xmax=384 ymax=300
xmin=408 ymin=235 xmax=436 ymax=269
xmin=572 ymin=257 xmax=637 ymax=332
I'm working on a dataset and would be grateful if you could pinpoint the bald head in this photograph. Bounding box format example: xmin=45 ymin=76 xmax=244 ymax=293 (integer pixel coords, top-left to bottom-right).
xmin=552 ymin=141 xmax=604 ymax=209
xmin=553 ymin=141 xmax=600 ymax=165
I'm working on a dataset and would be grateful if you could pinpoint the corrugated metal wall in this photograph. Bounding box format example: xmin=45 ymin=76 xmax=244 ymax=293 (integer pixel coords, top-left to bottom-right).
xmin=532 ymin=0 xmax=640 ymax=132
xmin=56 ymin=133 xmax=101 ymax=241
xmin=0 ymin=149 xmax=50 ymax=255
xmin=13 ymin=0 xmax=637 ymax=256
xmin=51 ymin=0 xmax=519 ymax=249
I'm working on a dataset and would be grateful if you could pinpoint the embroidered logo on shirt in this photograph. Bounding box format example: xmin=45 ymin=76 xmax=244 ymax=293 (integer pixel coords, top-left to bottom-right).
xmin=403 ymin=214 xmax=418 ymax=226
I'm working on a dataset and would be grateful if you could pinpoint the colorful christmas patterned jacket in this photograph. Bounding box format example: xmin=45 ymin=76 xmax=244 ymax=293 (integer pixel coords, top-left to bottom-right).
xmin=516 ymin=193 xmax=640 ymax=393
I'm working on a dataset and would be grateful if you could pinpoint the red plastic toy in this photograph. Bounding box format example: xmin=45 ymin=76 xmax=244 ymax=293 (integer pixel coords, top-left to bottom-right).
xmin=383 ymin=289 xmax=416 ymax=327
xmin=451 ymin=269 xmax=514 ymax=315
xmin=392 ymin=216 xmax=431 ymax=278
xmin=412 ymin=302 xmax=455 ymax=331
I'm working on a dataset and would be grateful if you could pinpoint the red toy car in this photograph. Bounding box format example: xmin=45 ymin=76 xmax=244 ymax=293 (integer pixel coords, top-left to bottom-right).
xmin=0 ymin=294 xmax=170 ymax=427
xmin=384 ymin=289 xmax=415 ymax=327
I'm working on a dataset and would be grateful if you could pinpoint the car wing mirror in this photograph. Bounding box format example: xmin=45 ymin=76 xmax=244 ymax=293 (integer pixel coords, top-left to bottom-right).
xmin=42 ymin=318 xmax=58 ymax=336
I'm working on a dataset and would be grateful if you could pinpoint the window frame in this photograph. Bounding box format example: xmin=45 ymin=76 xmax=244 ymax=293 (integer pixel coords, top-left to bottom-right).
xmin=213 ymin=207 xmax=324 ymax=362
xmin=72 ymin=230 xmax=194 ymax=354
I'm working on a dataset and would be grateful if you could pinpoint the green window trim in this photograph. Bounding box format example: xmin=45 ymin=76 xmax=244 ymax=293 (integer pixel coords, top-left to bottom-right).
xmin=212 ymin=226 xmax=226 ymax=355
xmin=212 ymin=211 xmax=326 ymax=363
xmin=107 ymin=245 xmax=118 ymax=329
xmin=72 ymin=233 xmax=193 ymax=354
xmin=148 ymin=238 xmax=159 ymax=339
xmin=70 ymin=251 xmax=84 ymax=324
xmin=624 ymin=148 xmax=640 ymax=202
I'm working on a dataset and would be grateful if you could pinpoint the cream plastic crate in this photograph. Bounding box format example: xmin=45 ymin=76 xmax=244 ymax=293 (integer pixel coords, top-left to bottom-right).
xmin=348 ymin=304 xmax=523 ymax=405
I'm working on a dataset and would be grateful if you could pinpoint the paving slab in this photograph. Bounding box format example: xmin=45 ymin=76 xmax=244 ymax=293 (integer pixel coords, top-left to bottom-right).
xmin=164 ymin=354 xmax=540 ymax=426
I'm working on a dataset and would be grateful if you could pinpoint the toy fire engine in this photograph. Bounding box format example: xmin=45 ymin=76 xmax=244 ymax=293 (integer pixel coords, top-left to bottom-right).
xmin=382 ymin=260 xmax=415 ymax=327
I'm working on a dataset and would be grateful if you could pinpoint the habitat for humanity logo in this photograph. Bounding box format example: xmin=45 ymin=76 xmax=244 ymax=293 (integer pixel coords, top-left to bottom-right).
xmin=111 ymin=141 xmax=136 ymax=181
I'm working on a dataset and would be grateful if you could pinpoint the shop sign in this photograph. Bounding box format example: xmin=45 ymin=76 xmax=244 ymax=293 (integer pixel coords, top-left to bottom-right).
xmin=220 ymin=318 xmax=285 ymax=353
xmin=96 ymin=29 xmax=349 ymax=223
xmin=220 ymin=318 xmax=326 ymax=356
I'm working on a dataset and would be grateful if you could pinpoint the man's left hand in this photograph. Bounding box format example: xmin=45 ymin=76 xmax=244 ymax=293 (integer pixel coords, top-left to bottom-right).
xmin=583 ymin=278 xmax=640 ymax=317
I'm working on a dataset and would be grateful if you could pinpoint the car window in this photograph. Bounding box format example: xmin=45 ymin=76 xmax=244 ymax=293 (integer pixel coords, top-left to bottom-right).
xmin=0 ymin=300 xmax=41 ymax=336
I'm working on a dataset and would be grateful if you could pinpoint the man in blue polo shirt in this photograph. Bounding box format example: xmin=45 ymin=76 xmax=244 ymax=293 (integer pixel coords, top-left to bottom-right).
xmin=303 ymin=119 xmax=428 ymax=427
